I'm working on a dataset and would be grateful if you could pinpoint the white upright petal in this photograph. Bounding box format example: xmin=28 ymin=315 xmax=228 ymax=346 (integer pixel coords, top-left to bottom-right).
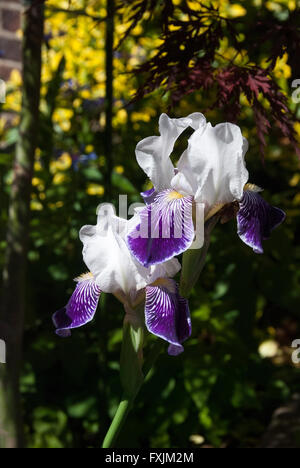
xmin=136 ymin=113 xmax=206 ymax=191
xmin=170 ymin=158 xmax=195 ymax=196
xmin=79 ymin=209 xmax=180 ymax=299
xmin=177 ymin=122 xmax=249 ymax=209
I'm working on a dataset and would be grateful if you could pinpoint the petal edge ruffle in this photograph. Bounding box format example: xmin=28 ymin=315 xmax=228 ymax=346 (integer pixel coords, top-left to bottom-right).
xmin=237 ymin=190 xmax=286 ymax=254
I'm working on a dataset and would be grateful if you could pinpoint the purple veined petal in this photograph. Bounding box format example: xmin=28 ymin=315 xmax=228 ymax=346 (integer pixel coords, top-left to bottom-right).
xmin=145 ymin=279 xmax=192 ymax=356
xmin=237 ymin=189 xmax=286 ymax=254
xmin=53 ymin=274 xmax=101 ymax=337
xmin=127 ymin=189 xmax=194 ymax=267
xmin=141 ymin=188 xmax=157 ymax=205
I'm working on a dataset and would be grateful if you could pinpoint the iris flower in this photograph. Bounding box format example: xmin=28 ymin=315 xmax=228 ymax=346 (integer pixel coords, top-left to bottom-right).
xmin=53 ymin=206 xmax=191 ymax=355
xmin=127 ymin=113 xmax=286 ymax=266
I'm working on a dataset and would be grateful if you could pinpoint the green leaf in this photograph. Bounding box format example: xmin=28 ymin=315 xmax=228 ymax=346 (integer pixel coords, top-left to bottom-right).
xmin=67 ymin=396 xmax=97 ymax=418
xmin=112 ymin=172 xmax=137 ymax=194
xmin=120 ymin=318 xmax=144 ymax=398
xmin=82 ymin=166 xmax=103 ymax=181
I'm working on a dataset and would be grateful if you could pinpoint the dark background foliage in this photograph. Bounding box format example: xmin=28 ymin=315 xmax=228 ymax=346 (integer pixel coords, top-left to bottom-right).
xmin=0 ymin=0 xmax=300 ymax=448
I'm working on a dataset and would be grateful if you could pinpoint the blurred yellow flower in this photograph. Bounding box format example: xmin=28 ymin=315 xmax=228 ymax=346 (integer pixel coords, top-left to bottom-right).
xmin=115 ymin=165 xmax=124 ymax=174
xmin=274 ymin=53 xmax=291 ymax=80
xmin=34 ymin=160 xmax=42 ymax=172
xmin=131 ymin=112 xmax=151 ymax=123
xmin=81 ymin=89 xmax=92 ymax=99
xmin=132 ymin=25 xmax=143 ymax=36
xmin=169 ymin=24 xmax=181 ymax=32
xmin=227 ymin=4 xmax=247 ymax=17
xmin=85 ymin=145 xmax=94 ymax=153
xmin=53 ymin=173 xmax=68 ymax=185
xmin=31 ymin=200 xmax=43 ymax=211
xmin=10 ymin=69 xmax=22 ymax=87
xmin=87 ymin=184 xmax=105 ymax=196
xmin=3 ymin=92 xmax=21 ymax=113
xmin=53 ymin=109 xmax=74 ymax=132
xmin=289 ymin=173 xmax=300 ymax=187
xmin=48 ymin=201 xmax=64 ymax=210
xmin=73 ymin=98 xmax=82 ymax=108
xmin=114 ymin=109 xmax=127 ymax=126
xmin=32 ymin=178 xmax=45 ymax=190
xmin=50 ymin=153 xmax=72 ymax=174
xmin=294 ymin=122 xmax=300 ymax=142
xmin=187 ymin=1 xmax=202 ymax=11
xmin=288 ymin=0 xmax=296 ymax=10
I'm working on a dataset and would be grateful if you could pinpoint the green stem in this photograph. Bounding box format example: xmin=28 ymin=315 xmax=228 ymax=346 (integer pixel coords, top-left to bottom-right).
xmin=101 ymin=340 xmax=164 ymax=448
xmin=102 ymin=397 xmax=133 ymax=448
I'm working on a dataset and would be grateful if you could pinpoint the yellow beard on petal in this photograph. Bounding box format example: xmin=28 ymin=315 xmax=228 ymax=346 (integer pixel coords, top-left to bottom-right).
xmin=167 ymin=190 xmax=184 ymax=200
xmin=75 ymin=272 xmax=94 ymax=282
xmin=244 ymin=183 xmax=263 ymax=193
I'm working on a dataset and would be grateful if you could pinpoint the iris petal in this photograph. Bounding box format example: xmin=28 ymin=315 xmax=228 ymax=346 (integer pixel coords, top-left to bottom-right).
xmin=237 ymin=190 xmax=286 ymax=254
xmin=177 ymin=122 xmax=249 ymax=208
xmin=53 ymin=275 xmax=101 ymax=337
xmin=136 ymin=113 xmax=206 ymax=191
xmin=141 ymin=188 xmax=157 ymax=205
xmin=145 ymin=279 xmax=191 ymax=355
xmin=127 ymin=189 xmax=194 ymax=267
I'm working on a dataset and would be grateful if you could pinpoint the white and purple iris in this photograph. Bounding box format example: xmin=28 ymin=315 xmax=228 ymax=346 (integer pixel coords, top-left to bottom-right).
xmin=53 ymin=113 xmax=285 ymax=356
xmin=53 ymin=206 xmax=191 ymax=355
xmin=127 ymin=113 xmax=286 ymax=265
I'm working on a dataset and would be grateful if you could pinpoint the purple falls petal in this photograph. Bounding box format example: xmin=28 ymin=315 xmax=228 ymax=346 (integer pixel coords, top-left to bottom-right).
xmin=53 ymin=275 xmax=101 ymax=337
xmin=127 ymin=189 xmax=194 ymax=267
xmin=145 ymin=279 xmax=192 ymax=355
xmin=141 ymin=188 xmax=157 ymax=205
xmin=237 ymin=190 xmax=286 ymax=254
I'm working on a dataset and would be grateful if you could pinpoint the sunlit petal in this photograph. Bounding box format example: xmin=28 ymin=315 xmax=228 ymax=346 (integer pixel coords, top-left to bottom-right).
xmin=177 ymin=122 xmax=249 ymax=210
xmin=127 ymin=189 xmax=194 ymax=267
xmin=136 ymin=113 xmax=206 ymax=191
xmin=80 ymin=206 xmax=181 ymax=297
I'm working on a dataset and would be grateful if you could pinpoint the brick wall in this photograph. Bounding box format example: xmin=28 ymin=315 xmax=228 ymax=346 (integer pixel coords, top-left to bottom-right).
xmin=0 ymin=0 xmax=22 ymax=81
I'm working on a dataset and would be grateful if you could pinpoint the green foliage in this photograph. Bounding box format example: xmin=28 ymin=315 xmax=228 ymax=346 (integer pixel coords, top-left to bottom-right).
xmin=0 ymin=0 xmax=300 ymax=449
xmin=120 ymin=318 xmax=144 ymax=398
